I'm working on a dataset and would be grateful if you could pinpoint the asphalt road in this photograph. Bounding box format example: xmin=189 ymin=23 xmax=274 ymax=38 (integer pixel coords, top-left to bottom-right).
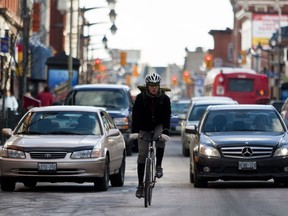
xmin=1 ymin=136 xmax=288 ymax=216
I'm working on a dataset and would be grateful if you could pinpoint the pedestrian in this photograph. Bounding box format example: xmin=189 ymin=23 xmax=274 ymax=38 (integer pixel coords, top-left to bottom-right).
xmin=130 ymin=72 xmax=171 ymax=199
xmin=3 ymin=90 xmax=18 ymax=112
xmin=36 ymin=86 xmax=55 ymax=106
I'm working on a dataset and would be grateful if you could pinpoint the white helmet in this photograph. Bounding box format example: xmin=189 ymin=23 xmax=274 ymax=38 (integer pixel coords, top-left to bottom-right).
xmin=145 ymin=73 xmax=161 ymax=84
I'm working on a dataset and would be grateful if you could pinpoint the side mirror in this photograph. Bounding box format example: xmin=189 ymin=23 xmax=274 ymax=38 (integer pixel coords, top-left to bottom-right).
xmin=185 ymin=125 xmax=197 ymax=134
xmin=2 ymin=128 xmax=13 ymax=138
xmin=107 ymin=128 xmax=120 ymax=137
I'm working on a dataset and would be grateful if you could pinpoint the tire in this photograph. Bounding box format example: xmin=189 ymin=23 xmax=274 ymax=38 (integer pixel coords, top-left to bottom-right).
xmin=110 ymin=154 xmax=126 ymax=187
xmin=193 ymin=170 xmax=208 ymax=188
xmin=94 ymin=156 xmax=110 ymax=191
xmin=1 ymin=178 xmax=16 ymax=192
xmin=126 ymin=140 xmax=133 ymax=156
xmin=189 ymin=164 xmax=194 ymax=183
xmin=182 ymin=143 xmax=190 ymax=157
xmin=144 ymin=158 xmax=151 ymax=208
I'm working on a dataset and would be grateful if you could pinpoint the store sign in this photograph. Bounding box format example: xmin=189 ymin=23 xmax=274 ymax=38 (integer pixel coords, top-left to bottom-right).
xmin=1 ymin=37 xmax=9 ymax=53
xmin=252 ymin=13 xmax=288 ymax=49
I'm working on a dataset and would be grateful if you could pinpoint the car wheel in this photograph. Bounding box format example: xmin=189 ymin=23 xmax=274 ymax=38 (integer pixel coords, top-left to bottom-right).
xmin=94 ymin=156 xmax=110 ymax=191
xmin=110 ymin=154 xmax=126 ymax=187
xmin=23 ymin=181 xmax=37 ymax=188
xmin=189 ymin=164 xmax=194 ymax=183
xmin=132 ymin=139 xmax=138 ymax=153
xmin=193 ymin=168 xmax=208 ymax=188
xmin=182 ymin=142 xmax=190 ymax=157
xmin=1 ymin=178 xmax=16 ymax=192
xmin=126 ymin=140 xmax=132 ymax=156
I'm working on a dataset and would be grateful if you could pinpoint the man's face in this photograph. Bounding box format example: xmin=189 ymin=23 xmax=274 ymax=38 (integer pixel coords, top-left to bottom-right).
xmin=147 ymin=83 xmax=160 ymax=95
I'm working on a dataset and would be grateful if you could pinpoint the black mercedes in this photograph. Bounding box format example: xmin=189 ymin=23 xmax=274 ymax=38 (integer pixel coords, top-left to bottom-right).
xmin=187 ymin=104 xmax=288 ymax=188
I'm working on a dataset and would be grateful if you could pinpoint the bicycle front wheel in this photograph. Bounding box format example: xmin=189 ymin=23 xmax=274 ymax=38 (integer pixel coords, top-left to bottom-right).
xmin=144 ymin=158 xmax=152 ymax=208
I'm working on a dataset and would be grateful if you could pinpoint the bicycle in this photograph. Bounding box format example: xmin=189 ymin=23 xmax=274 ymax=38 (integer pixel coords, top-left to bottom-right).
xmin=139 ymin=132 xmax=160 ymax=208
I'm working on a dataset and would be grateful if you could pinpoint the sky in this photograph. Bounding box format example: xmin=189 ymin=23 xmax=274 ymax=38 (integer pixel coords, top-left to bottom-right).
xmin=81 ymin=0 xmax=234 ymax=67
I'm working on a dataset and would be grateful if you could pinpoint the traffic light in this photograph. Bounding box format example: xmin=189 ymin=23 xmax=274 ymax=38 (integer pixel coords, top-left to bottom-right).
xmin=171 ymin=76 xmax=178 ymax=86
xmin=94 ymin=58 xmax=101 ymax=71
xmin=120 ymin=51 xmax=127 ymax=66
xmin=183 ymin=71 xmax=190 ymax=83
xmin=204 ymin=53 xmax=213 ymax=69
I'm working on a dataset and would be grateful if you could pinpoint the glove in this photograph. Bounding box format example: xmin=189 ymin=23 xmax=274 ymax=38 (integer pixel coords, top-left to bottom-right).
xmin=129 ymin=133 xmax=139 ymax=140
xmin=160 ymin=134 xmax=170 ymax=142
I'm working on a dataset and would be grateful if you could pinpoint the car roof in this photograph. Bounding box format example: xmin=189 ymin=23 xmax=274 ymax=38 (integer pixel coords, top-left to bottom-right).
xmin=71 ymin=84 xmax=130 ymax=90
xmin=206 ymin=104 xmax=275 ymax=111
xmin=192 ymin=99 xmax=238 ymax=105
xmin=191 ymin=96 xmax=234 ymax=102
xmin=29 ymin=105 xmax=104 ymax=113
xmin=171 ymin=99 xmax=191 ymax=104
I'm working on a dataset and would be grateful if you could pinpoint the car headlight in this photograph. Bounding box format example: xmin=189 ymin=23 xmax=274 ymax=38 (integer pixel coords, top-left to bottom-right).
xmin=0 ymin=149 xmax=26 ymax=159
xmin=199 ymin=144 xmax=220 ymax=157
xmin=114 ymin=117 xmax=129 ymax=130
xmin=71 ymin=148 xmax=104 ymax=159
xmin=274 ymin=145 xmax=288 ymax=157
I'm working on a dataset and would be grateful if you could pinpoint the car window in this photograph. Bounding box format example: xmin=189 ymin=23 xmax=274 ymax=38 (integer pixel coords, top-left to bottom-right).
xmin=16 ymin=111 xmax=102 ymax=136
xmin=73 ymin=89 xmax=129 ymax=110
xmin=202 ymin=109 xmax=285 ymax=132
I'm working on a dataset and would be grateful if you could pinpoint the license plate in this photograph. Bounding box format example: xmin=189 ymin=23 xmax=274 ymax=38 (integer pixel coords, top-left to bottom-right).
xmin=238 ymin=161 xmax=257 ymax=170
xmin=38 ymin=163 xmax=57 ymax=171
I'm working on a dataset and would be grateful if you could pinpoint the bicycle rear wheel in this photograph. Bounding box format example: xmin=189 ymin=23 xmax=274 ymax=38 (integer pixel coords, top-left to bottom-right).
xmin=144 ymin=158 xmax=152 ymax=208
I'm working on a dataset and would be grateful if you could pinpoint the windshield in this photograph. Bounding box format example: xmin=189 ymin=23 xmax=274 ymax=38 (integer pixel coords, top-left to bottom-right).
xmin=202 ymin=109 xmax=285 ymax=133
xmin=16 ymin=111 xmax=102 ymax=135
xmin=188 ymin=104 xmax=210 ymax=121
xmin=171 ymin=101 xmax=190 ymax=115
xmin=72 ymin=89 xmax=129 ymax=110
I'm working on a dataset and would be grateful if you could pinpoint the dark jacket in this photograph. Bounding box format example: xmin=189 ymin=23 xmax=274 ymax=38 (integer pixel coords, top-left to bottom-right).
xmin=132 ymin=90 xmax=171 ymax=135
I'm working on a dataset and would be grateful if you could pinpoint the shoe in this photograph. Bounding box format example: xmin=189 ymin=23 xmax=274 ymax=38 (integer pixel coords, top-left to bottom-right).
xmin=156 ymin=166 xmax=163 ymax=178
xmin=135 ymin=184 xmax=143 ymax=199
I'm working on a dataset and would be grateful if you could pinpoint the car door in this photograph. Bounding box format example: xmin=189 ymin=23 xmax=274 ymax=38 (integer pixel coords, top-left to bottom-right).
xmin=101 ymin=111 xmax=123 ymax=171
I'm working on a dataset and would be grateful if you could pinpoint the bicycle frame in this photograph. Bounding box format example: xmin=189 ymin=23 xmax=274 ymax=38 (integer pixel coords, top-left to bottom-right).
xmin=141 ymin=132 xmax=158 ymax=208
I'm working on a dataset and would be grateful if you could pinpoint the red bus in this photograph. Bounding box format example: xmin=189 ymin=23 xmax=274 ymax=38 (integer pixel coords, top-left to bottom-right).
xmin=204 ymin=67 xmax=270 ymax=104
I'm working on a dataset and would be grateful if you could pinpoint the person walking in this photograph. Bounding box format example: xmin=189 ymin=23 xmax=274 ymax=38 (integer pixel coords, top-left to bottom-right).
xmin=3 ymin=90 xmax=18 ymax=112
xmin=130 ymin=72 xmax=171 ymax=198
xmin=36 ymin=86 xmax=55 ymax=106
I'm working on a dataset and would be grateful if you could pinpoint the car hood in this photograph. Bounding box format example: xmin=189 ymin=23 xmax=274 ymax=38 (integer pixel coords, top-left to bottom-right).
xmin=4 ymin=135 xmax=102 ymax=149
xmin=204 ymin=132 xmax=287 ymax=147
xmin=106 ymin=109 xmax=130 ymax=118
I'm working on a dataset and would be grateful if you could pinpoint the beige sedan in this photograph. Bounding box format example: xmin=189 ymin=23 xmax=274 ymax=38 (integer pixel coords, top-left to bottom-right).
xmin=0 ymin=105 xmax=126 ymax=192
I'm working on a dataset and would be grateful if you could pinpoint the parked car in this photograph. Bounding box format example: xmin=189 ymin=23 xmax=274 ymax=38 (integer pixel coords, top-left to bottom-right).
xmin=180 ymin=97 xmax=237 ymax=157
xmin=0 ymin=105 xmax=126 ymax=192
xmin=170 ymin=99 xmax=191 ymax=134
xmin=64 ymin=84 xmax=135 ymax=155
xmin=187 ymin=104 xmax=288 ymax=188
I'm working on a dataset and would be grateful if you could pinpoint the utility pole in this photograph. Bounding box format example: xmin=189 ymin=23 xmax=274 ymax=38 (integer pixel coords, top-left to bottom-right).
xmin=20 ymin=0 xmax=30 ymax=109
xmin=68 ymin=0 xmax=73 ymax=89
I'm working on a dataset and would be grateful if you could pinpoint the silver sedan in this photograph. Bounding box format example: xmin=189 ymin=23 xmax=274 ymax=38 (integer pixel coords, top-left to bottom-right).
xmin=0 ymin=105 xmax=126 ymax=192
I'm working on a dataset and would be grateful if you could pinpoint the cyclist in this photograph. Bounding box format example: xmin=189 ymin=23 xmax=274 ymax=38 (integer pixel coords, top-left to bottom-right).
xmin=130 ymin=72 xmax=171 ymax=199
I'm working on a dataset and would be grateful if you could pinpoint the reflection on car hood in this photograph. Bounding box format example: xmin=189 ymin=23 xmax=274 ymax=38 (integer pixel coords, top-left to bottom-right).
xmin=204 ymin=132 xmax=286 ymax=147
xmin=6 ymin=135 xmax=102 ymax=148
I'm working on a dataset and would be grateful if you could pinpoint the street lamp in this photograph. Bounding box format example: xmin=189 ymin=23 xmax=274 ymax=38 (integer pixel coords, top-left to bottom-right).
xmin=106 ymin=0 xmax=116 ymax=9
xmin=110 ymin=23 xmax=117 ymax=35
xmin=109 ymin=9 xmax=117 ymax=23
